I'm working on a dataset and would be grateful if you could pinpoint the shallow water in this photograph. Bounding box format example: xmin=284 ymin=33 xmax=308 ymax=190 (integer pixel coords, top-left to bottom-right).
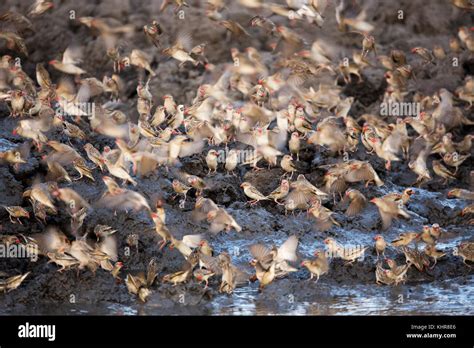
xmin=52 ymin=273 xmax=473 ymax=316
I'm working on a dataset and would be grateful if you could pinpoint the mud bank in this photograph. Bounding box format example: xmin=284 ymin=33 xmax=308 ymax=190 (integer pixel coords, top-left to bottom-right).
xmin=0 ymin=0 xmax=473 ymax=315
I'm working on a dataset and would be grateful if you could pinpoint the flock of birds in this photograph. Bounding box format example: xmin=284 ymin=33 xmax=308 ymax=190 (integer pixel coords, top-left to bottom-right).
xmin=0 ymin=0 xmax=473 ymax=302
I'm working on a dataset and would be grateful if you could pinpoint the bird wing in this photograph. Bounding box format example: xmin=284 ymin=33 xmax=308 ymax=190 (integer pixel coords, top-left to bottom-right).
xmin=277 ymin=235 xmax=298 ymax=262
xmin=99 ymin=235 xmax=118 ymax=261
xmin=346 ymin=195 xmax=367 ymax=216
xmin=175 ymin=31 xmax=193 ymax=51
xmin=179 ymin=139 xmax=205 ymax=158
xmin=285 ymin=188 xmax=314 ymax=209
xmin=200 ymin=254 xmax=222 ymax=274
xmin=379 ymin=209 xmax=393 ymax=231
xmin=182 ymin=234 xmax=203 ymax=248
xmin=191 ymin=198 xmax=219 ymax=223
xmin=146 ymin=259 xmax=158 ymax=287
xmin=62 ymin=45 xmax=83 ymax=65
xmin=249 ymin=243 xmax=272 ymax=262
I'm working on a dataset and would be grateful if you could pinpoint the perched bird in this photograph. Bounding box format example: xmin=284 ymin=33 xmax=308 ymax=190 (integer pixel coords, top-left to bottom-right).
xmin=205 ymin=149 xmax=219 ymax=174
xmin=373 ymin=235 xmax=387 ymax=259
xmin=401 ymin=246 xmax=430 ymax=272
xmin=280 ymin=154 xmax=296 ymax=178
xmin=453 ymin=242 xmax=474 ymax=266
xmin=324 ymin=238 xmax=368 ymax=265
xmin=240 ymin=182 xmax=269 ymax=205
xmin=301 ymin=250 xmax=329 ymax=282
xmin=385 ymin=259 xmax=410 ymax=285
xmin=3 ymin=206 xmax=29 ymax=224
xmin=447 ymin=189 xmax=474 ymax=200
xmin=375 ymin=263 xmax=395 ymax=286
xmin=443 ymin=152 xmax=470 ymax=174
xmin=411 ymin=47 xmax=435 ymax=64
xmin=225 ymin=149 xmax=239 ymax=175
xmin=267 ymin=180 xmax=290 ymax=204
xmin=0 ymin=273 xmax=30 ymax=292
xmin=432 ymin=160 xmax=457 ymax=184
xmin=424 ymin=245 xmax=446 ymax=269
xmin=391 ymin=232 xmax=419 ymax=247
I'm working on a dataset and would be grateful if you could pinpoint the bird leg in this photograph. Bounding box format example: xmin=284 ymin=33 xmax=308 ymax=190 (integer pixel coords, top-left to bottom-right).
xmin=158 ymin=240 xmax=167 ymax=251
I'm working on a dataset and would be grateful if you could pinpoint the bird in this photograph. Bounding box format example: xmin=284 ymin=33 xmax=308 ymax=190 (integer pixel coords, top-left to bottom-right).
xmin=28 ymin=0 xmax=54 ymax=17
xmin=3 ymin=206 xmax=30 ymax=224
xmin=324 ymin=238 xmax=368 ymax=265
xmin=385 ymin=259 xmax=410 ymax=285
xmin=249 ymin=235 xmax=298 ymax=290
xmin=370 ymin=197 xmax=411 ymax=230
xmin=267 ymin=180 xmax=290 ymax=204
xmin=162 ymin=32 xmax=198 ymax=68
xmin=391 ymin=232 xmax=419 ymax=247
xmin=453 ymin=242 xmax=474 ymax=267
xmin=49 ymin=46 xmax=86 ymax=75
xmin=375 ymin=263 xmax=395 ymax=286
xmin=143 ymin=20 xmax=163 ymax=47
xmin=373 ymin=235 xmax=387 ymax=259
xmin=432 ymin=160 xmax=457 ymax=184
xmin=301 ymin=250 xmax=329 ymax=282
xmin=0 ymin=273 xmax=30 ymax=292
xmin=240 ymin=182 xmax=269 ymax=205
xmin=205 ymin=149 xmax=219 ymax=174
xmin=447 ymin=189 xmax=474 ymax=200
xmin=401 ymin=246 xmax=430 ymax=272
xmin=411 ymin=47 xmax=435 ymax=64
xmin=308 ymin=200 xmax=340 ymax=232
xmin=424 ymin=245 xmax=446 ymax=269
xmin=343 ymin=189 xmax=367 ymax=216
xmin=280 ymin=154 xmax=297 ymax=178
xmin=129 ymin=49 xmax=156 ymax=76
xmin=193 ymin=268 xmax=215 ymax=289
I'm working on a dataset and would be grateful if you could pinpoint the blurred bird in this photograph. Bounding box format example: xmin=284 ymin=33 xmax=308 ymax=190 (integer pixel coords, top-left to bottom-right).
xmin=49 ymin=46 xmax=86 ymax=75
xmin=370 ymin=196 xmax=411 ymax=230
xmin=143 ymin=20 xmax=163 ymax=47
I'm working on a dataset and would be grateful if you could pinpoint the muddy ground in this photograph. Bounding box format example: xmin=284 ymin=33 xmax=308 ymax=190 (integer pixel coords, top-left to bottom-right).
xmin=0 ymin=0 xmax=473 ymax=315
